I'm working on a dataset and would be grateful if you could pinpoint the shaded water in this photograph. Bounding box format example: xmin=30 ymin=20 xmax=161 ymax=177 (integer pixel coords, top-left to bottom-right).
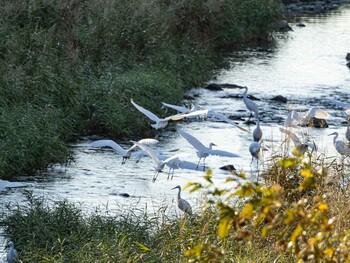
xmin=1 ymin=4 xmax=350 ymax=258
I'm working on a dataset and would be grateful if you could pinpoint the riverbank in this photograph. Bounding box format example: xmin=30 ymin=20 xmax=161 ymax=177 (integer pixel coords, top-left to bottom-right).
xmin=0 ymin=0 xmax=282 ymax=179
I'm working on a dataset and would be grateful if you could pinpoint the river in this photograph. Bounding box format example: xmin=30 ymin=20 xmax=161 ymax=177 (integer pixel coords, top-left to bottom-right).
xmin=1 ymin=3 xmax=350 ymax=257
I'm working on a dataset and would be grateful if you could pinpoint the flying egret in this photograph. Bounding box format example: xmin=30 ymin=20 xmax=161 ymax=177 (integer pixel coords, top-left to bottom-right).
xmin=131 ymin=99 xmax=184 ymax=129
xmin=161 ymin=102 xmax=196 ymax=114
xmin=252 ymin=115 xmax=263 ymax=142
xmin=328 ymin=132 xmax=350 ymax=157
xmin=131 ymin=141 xmax=203 ymax=181
xmin=91 ymin=138 xmax=159 ymax=164
xmin=279 ymin=127 xmax=317 ymax=155
xmin=241 ymin=87 xmax=259 ymax=119
xmin=177 ymin=129 xmax=240 ymax=170
xmin=6 ymin=241 xmax=19 ymax=263
xmin=175 ymin=108 xmax=249 ymax=133
xmin=172 ymin=185 xmax=192 ymax=215
xmin=292 ymin=107 xmax=330 ymax=127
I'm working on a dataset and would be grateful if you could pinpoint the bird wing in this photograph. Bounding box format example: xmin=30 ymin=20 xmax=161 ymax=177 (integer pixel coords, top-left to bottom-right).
xmin=208 ymin=110 xmax=250 ymax=133
xmin=91 ymin=139 xmax=127 ymax=155
xmin=346 ymin=109 xmax=350 ymax=115
xmin=279 ymin=127 xmax=301 ymax=146
xmin=178 ymin=199 xmax=192 ymax=214
xmin=131 ymin=99 xmax=161 ymax=122
xmin=305 ymin=107 xmax=330 ymax=119
xmin=128 ymin=138 xmax=159 ymax=151
xmin=161 ymin=102 xmax=190 ymax=113
xmin=177 ymin=129 xmax=207 ymax=152
xmin=206 ymin=149 xmax=240 ymax=157
xmin=131 ymin=141 xmax=162 ymax=166
xmin=177 ymin=160 xmax=205 ymax=171
xmin=177 ymin=109 xmax=209 ymax=119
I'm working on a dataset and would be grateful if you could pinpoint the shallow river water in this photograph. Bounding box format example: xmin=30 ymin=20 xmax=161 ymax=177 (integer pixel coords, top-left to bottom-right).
xmin=1 ymin=3 xmax=350 ymax=257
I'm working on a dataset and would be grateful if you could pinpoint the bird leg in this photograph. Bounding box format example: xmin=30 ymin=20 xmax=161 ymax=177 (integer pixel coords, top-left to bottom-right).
xmin=153 ymin=171 xmax=160 ymax=182
xmin=196 ymin=157 xmax=202 ymax=170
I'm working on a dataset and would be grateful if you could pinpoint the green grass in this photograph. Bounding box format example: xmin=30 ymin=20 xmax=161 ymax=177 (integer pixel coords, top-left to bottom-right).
xmin=0 ymin=0 xmax=282 ymax=178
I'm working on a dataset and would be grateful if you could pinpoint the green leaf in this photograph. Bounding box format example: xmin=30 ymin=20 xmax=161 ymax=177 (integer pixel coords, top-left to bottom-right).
xmin=134 ymin=241 xmax=151 ymax=253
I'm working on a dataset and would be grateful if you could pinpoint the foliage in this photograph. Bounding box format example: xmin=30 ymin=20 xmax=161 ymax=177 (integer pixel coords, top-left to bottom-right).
xmin=0 ymin=0 xmax=282 ymax=178
xmin=185 ymin=152 xmax=350 ymax=262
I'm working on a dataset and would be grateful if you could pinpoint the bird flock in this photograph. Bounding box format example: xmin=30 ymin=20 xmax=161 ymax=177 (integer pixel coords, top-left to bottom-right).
xmin=90 ymin=87 xmax=350 ymax=215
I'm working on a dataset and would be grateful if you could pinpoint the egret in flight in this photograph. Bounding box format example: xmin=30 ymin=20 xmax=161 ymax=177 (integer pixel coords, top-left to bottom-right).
xmin=131 ymin=99 xmax=184 ymax=129
xmin=161 ymin=102 xmax=196 ymax=114
xmin=241 ymin=87 xmax=259 ymax=119
xmin=131 ymin=141 xmax=203 ymax=181
xmin=172 ymin=185 xmax=192 ymax=215
xmin=6 ymin=241 xmax=19 ymax=263
xmin=328 ymin=132 xmax=350 ymax=157
xmin=280 ymin=127 xmax=317 ymax=155
xmin=292 ymin=107 xmax=330 ymax=127
xmin=177 ymin=129 xmax=240 ymax=170
xmin=91 ymin=138 xmax=159 ymax=164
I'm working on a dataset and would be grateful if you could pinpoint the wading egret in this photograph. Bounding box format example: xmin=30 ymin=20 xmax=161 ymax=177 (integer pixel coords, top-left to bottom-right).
xmin=241 ymin=87 xmax=259 ymax=119
xmin=249 ymin=140 xmax=262 ymax=181
xmin=253 ymin=116 xmax=263 ymax=142
xmin=177 ymin=129 xmax=240 ymax=170
xmin=328 ymin=132 xmax=350 ymax=157
xmin=131 ymin=99 xmax=184 ymax=129
xmin=91 ymin=138 xmax=159 ymax=164
xmin=172 ymin=185 xmax=192 ymax=215
xmin=6 ymin=241 xmax=19 ymax=263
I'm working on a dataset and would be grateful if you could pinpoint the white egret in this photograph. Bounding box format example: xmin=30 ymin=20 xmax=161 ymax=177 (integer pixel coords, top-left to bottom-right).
xmin=91 ymin=138 xmax=159 ymax=164
xmin=175 ymin=109 xmax=249 ymax=133
xmin=161 ymin=102 xmax=196 ymax=114
xmin=241 ymin=87 xmax=259 ymax=119
xmin=6 ymin=241 xmax=19 ymax=263
xmin=292 ymin=107 xmax=330 ymax=126
xmin=328 ymin=132 xmax=350 ymax=157
xmin=279 ymin=127 xmax=317 ymax=155
xmin=249 ymin=140 xmax=262 ymax=181
xmin=131 ymin=141 xmax=202 ymax=181
xmin=172 ymin=185 xmax=192 ymax=215
xmin=177 ymin=129 xmax=240 ymax=170
xmin=252 ymin=115 xmax=263 ymax=142
xmin=131 ymin=99 xmax=184 ymax=129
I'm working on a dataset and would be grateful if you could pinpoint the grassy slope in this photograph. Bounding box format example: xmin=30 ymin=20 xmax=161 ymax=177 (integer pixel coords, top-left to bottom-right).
xmin=0 ymin=0 xmax=281 ymax=178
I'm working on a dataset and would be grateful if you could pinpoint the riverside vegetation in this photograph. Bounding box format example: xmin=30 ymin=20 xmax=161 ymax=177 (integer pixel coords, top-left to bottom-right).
xmin=4 ymin=0 xmax=349 ymax=262
xmin=0 ymin=0 xmax=281 ymax=179
xmin=2 ymin=145 xmax=350 ymax=262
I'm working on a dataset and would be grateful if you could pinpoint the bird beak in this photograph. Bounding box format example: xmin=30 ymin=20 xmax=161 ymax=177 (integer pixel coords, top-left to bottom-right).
xmin=327 ymin=132 xmax=335 ymax=136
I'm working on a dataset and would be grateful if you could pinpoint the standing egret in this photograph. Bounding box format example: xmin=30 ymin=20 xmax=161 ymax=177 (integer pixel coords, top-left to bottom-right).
xmin=91 ymin=138 xmax=159 ymax=164
xmin=131 ymin=99 xmax=184 ymax=129
xmin=172 ymin=185 xmax=192 ymax=215
xmin=252 ymin=115 xmax=263 ymax=142
xmin=177 ymin=129 xmax=240 ymax=170
xmin=6 ymin=241 xmax=19 ymax=263
xmin=328 ymin=132 xmax=350 ymax=157
xmin=249 ymin=140 xmax=262 ymax=181
xmin=241 ymin=87 xmax=259 ymax=119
